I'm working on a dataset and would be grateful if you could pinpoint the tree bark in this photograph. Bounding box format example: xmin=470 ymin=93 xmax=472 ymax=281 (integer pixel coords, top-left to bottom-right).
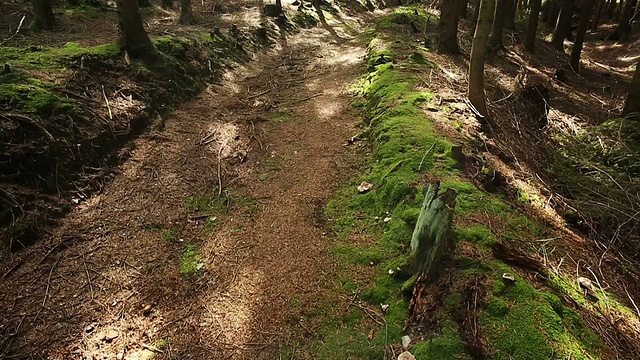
xmin=472 ymin=0 xmax=482 ymax=34
xmin=491 ymin=0 xmax=507 ymax=50
xmin=31 ymin=0 xmax=55 ymax=30
xmin=504 ymin=0 xmax=517 ymax=28
xmin=551 ymin=0 xmax=575 ymax=51
xmin=409 ymin=183 xmax=457 ymax=280
xmin=525 ymin=0 xmax=543 ymax=52
xmin=137 ymin=0 xmax=151 ymax=7
xmin=610 ymin=0 xmax=637 ymax=39
xmin=546 ymin=0 xmax=561 ymax=28
xmin=570 ymin=0 xmax=594 ymax=72
xmin=162 ymin=0 xmax=173 ymax=9
xmin=591 ymin=0 xmax=606 ymax=29
xmin=116 ymin=0 xmax=157 ymax=58
xmin=179 ymin=0 xmax=196 ymax=24
xmin=468 ymin=0 xmax=495 ymax=117
xmin=623 ymin=61 xmax=640 ymax=119
xmin=437 ymin=0 xmax=463 ymax=54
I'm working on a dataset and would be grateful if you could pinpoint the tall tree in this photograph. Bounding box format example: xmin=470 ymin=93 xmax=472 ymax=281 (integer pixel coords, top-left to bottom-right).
xmin=623 ymin=61 xmax=640 ymax=119
xmin=570 ymin=0 xmax=594 ymax=72
xmin=116 ymin=0 xmax=157 ymax=58
xmin=490 ymin=0 xmax=507 ymax=50
xmin=504 ymin=0 xmax=517 ymax=28
xmin=546 ymin=0 xmax=561 ymax=28
xmin=610 ymin=0 xmax=637 ymax=39
xmin=436 ymin=0 xmax=463 ymax=54
xmin=591 ymin=0 xmax=606 ymax=30
xmin=551 ymin=0 xmax=576 ymax=51
xmin=31 ymin=0 xmax=55 ymax=29
xmin=179 ymin=0 xmax=196 ymax=24
xmin=525 ymin=0 xmax=543 ymax=52
xmin=468 ymin=0 xmax=496 ymax=117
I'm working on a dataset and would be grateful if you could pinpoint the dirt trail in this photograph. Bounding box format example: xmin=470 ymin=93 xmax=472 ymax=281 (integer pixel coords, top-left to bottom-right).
xmin=0 ymin=22 xmax=366 ymax=359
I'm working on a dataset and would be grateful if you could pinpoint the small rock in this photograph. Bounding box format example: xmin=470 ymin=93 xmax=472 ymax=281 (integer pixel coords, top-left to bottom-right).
xmin=357 ymin=182 xmax=374 ymax=194
xmin=258 ymin=173 xmax=269 ymax=181
xmin=401 ymin=335 xmax=411 ymax=349
xmin=103 ymin=330 xmax=119 ymax=342
xmin=383 ymin=217 xmax=392 ymax=223
xmin=85 ymin=323 xmax=96 ymax=333
xmin=369 ymin=261 xmax=374 ymax=266
xmin=388 ymin=269 xmax=395 ymax=275
xmin=578 ymin=276 xmax=596 ymax=296
xmin=381 ymin=303 xmax=389 ymax=313
xmin=398 ymin=351 xmax=415 ymax=360
xmin=502 ymin=273 xmax=515 ymax=282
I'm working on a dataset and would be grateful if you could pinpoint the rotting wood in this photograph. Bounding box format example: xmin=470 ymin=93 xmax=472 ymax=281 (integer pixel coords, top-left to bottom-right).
xmin=409 ymin=182 xmax=457 ymax=281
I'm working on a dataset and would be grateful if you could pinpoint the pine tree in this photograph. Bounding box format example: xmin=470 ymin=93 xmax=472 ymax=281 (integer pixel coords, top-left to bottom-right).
xmin=468 ymin=0 xmax=496 ymax=116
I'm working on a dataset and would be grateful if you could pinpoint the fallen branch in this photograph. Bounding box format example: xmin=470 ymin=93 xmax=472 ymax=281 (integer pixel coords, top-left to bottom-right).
xmin=101 ymin=85 xmax=113 ymax=120
xmin=0 ymin=14 xmax=26 ymax=46
xmin=1 ymin=113 xmax=55 ymax=142
xmin=247 ymin=88 xmax=271 ymax=99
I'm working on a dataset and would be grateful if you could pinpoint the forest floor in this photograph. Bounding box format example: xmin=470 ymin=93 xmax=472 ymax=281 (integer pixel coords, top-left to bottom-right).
xmin=0 ymin=4 xmax=370 ymax=359
xmin=2 ymin=1 xmax=640 ymax=360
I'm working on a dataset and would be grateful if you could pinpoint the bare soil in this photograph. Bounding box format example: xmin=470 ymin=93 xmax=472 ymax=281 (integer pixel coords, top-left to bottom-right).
xmin=0 ymin=15 xmax=367 ymax=360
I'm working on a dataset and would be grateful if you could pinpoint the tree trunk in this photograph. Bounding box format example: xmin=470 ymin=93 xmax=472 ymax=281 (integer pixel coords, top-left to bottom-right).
xmin=162 ymin=0 xmax=173 ymax=9
xmin=468 ymin=0 xmax=496 ymax=117
xmin=437 ymin=0 xmax=463 ymax=54
xmin=570 ymin=0 xmax=594 ymax=72
xmin=504 ymin=0 xmax=516 ymax=28
xmin=525 ymin=0 xmax=542 ymax=52
xmin=116 ymin=0 xmax=156 ymax=58
xmin=491 ymin=0 xmax=507 ymax=50
xmin=409 ymin=183 xmax=457 ymax=280
xmin=551 ymin=0 xmax=575 ymax=51
xmin=31 ymin=0 xmax=55 ymax=30
xmin=591 ymin=0 xmax=606 ymax=29
xmin=472 ymin=0 xmax=482 ymax=33
xmin=137 ymin=0 xmax=151 ymax=7
xmin=606 ymin=0 xmax=616 ymax=17
xmin=610 ymin=0 xmax=637 ymax=39
xmin=460 ymin=0 xmax=469 ymax=19
xmin=179 ymin=0 xmax=196 ymax=24
xmin=546 ymin=0 xmax=561 ymax=28
xmin=623 ymin=61 xmax=640 ymax=119
xmin=614 ymin=0 xmax=625 ymax=19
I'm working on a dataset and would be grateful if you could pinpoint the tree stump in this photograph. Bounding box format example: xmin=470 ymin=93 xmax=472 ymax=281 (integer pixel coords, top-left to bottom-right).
xmin=409 ymin=182 xmax=457 ymax=281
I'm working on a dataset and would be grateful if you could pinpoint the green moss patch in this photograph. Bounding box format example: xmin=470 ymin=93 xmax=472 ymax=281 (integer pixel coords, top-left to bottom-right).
xmin=180 ymin=244 xmax=204 ymax=275
xmin=0 ymin=42 xmax=119 ymax=70
xmin=0 ymin=72 xmax=79 ymax=116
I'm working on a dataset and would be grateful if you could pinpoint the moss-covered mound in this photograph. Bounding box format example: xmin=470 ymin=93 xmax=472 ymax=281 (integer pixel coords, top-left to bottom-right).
xmin=309 ymin=19 xmax=626 ymax=357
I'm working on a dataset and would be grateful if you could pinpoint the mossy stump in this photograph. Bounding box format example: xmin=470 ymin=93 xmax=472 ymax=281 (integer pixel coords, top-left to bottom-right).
xmin=410 ymin=182 xmax=457 ymax=281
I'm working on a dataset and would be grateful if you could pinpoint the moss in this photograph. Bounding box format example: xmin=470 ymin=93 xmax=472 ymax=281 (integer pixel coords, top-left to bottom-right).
xmin=455 ymin=225 xmax=497 ymax=246
xmin=376 ymin=6 xmax=435 ymax=32
xmin=0 ymin=76 xmax=80 ymax=116
xmin=185 ymin=193 xmax=228 ymax=214
xmin=161 ymin=228 xmax=178 ymax=242
xmin=270 ymin=108 xmax=294 ymax=123
xmin=56 ymin=4 xmax=102 ymax=18
xmin=482 ymin=263 xmax=601 ymax=360
xmin=180 ymin=244 xmax=204 ymax=275
xmin=0 ymin=42 xmax=119 ymax=70
xmin=154 ymin=36 xmax=188 ymax=57
xmin=407 ymin=52 xmax=434 ymax=67
xmin=412 ymin=321 xmax=471 ymax=360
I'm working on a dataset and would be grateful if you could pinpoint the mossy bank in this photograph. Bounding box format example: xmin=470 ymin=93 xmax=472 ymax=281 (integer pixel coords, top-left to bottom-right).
xmin=303 ymin=7 xmax=637 ymax=360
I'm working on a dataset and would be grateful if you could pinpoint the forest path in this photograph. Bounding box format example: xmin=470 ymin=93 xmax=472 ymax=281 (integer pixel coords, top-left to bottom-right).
xmin=0 ymin=21 xmax=366 ymax=360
